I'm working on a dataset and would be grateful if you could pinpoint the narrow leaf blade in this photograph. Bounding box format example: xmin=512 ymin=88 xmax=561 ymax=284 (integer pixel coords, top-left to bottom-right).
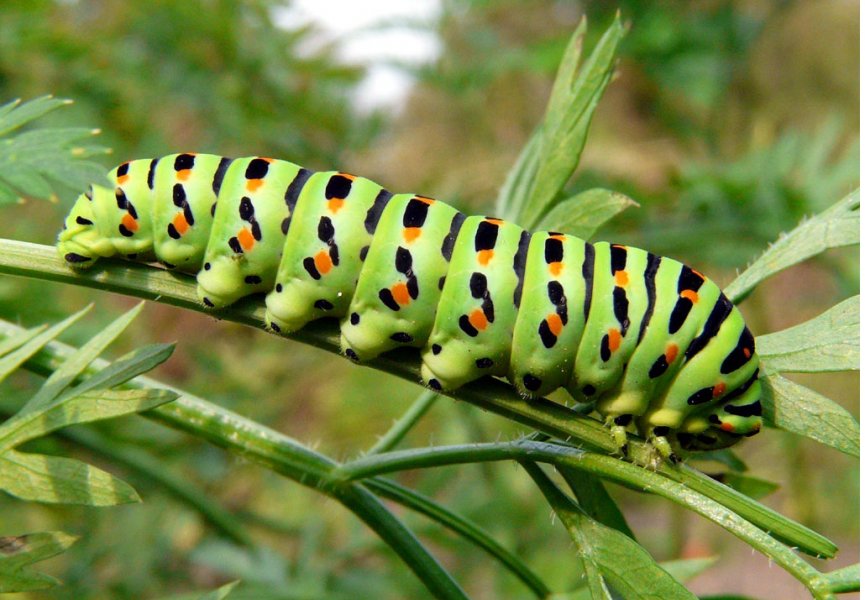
xmin=761 ymin=374 xmax=859 ymax=457
xmin=0 ymin=388 xmax=177 ymax=450
xmin=757 ymin=296 xmax=859 ymax=374
xmin=725 ymin=190 xmax=859 ymax=303
xmin=22 ymin=303 xmax=145 ymax=413
xmin=0 ymin=450 xmax=140 ymax=506
xmin=535 ymin=188 xmax=638 ymax=239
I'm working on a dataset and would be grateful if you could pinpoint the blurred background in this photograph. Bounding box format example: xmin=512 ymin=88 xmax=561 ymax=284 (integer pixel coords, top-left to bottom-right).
xmin=0 ymin=1 xmax=858 ymax=598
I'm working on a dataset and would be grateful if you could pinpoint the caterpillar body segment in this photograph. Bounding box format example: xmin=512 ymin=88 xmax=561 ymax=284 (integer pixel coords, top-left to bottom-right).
xmin=58 ymin=152 xmax=763 ymax=455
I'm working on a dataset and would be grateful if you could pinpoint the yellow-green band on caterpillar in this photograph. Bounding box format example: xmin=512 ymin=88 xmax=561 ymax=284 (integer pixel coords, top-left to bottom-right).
xmin=58 ymin=152 xmax=762 ymax=457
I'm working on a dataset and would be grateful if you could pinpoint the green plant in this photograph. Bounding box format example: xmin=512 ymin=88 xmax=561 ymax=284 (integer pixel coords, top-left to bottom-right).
xmin=0 ymin=16 xmax=858 ymax=600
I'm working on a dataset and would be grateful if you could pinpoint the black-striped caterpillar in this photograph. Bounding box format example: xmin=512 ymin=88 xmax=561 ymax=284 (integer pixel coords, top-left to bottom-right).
xmin=58 ymin=153 xmax=762 ymax=457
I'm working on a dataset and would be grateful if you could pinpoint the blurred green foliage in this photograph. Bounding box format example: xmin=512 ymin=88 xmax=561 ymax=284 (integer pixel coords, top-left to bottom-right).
xmin=0 ymin=1 xmax=858 ymax=599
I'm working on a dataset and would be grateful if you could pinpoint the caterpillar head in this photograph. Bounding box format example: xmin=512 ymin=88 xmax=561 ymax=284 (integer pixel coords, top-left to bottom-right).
xmin=677 ymin=402 xmax=762 ymax=452
xmin=57 ymin=185 xmax=117 ymax=268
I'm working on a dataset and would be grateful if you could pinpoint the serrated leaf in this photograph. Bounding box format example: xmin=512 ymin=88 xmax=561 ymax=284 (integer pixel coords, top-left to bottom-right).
xmin=0 ymin=530 xmax=78 ymax=593
xmin=0 ymin=96 xmax=72 ymax=138
xmin=536 ymin=188 xmax=638 ymax=239
xmin=757 ymin=296 xmax=859 ymax=374
xmin=761 ymin=374 xmax=859 ymax=457
xmin=0 ymin=449 xmax=140 ymax=505
xmin=659 ymin=557 xmax=718 ymax=583
xmin=725 ymin=190 xmax=860 ymax=303
xmin=0 ymin=388 xmax=176 ymax=451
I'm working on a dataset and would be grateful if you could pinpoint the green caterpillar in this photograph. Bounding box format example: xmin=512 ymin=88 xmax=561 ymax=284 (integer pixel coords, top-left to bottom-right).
xmin=57 ymin=153 xmax=762 ymax=458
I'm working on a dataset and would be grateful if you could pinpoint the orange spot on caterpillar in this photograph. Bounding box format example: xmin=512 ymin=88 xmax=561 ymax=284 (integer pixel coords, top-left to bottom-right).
xmin=743 ymin=347 xmax=752 ymax=358
xmin=172 ymin=213 xmax=190 ymax=235
xmin=338 ymin=172 xmax=357 ymax=181
xmin=546 ymin=314 xmax=563 ymax=336
xmin=692 ymin=269 xmax=706 ymax=280
xmin=468 ymin=309 xmax=488 ymax=332
xmin=116 ymin=174 xmax=130 ymax=185
xmin=414 ymin=195 xmax=435 ymax=205
xmin=713 ymin=383 xmax=727 ymax=398
xmin=391 ymin=282 xmax=411 ymax=306
xmin=665 ymin=343 xmax=679 ymax=364
xmin=121 ymin=213 xmax=138 ymax=232
xmin=485 ymin=217 xmax=503 ymax=225
xmin=720 ymin=421 xmax=735 ymax=432
xmin=314 ymin=250 xmax=333 ymax=275
xmin=237 ymin=228 xmax=256 ymax=251
xmin=548 ymin=262 xmax=563 ymax=277
xmin=615 ymin=270 xmax=629 ymax=286
xmin=260 ymin=157 xmax=274 ymax=163
xmin=607 ymin=328 xmax=621 ymax=352
xmin=680 ymin=289 xmax=699 ymax=303
xmin=403 ymin=227 xmax=421 ymax=242
xmin=477 ymin=249 xmax=494 ymax=266
xmin=549 ymin=234 xmax=566 ymax=241
xmin=246 ymin=179 xmax=264 ymax=192
xmin=328 ymin=198 xmax=345 ymax=213
xmin=176 ymin=169 xmax=192 ymax=181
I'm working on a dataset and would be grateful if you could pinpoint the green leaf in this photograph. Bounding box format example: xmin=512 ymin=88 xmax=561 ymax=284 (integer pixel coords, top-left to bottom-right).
xmin=523 ymin=462 xmax=696 ymax=600
xmin=825 ymin=563 xmax=859 ymax=594
xmin=714 ymin=473 xmax=779 ymax=500
xmin=0 ymin=96 xmax=109 ymax=202
xmin=725 ymin=190 xmax=860 ymax=303
xmin=21 ymin=303 xmax=145 ymax=414
xmin=0 ymin=96 xmax=72 ymax=138
xmin=0 ymin=306 xmax=91 ymax=386
xmin=757 ymin=296 xmax=859 ymax=374
xmin=501 ymin=15 xmax=626 ymax=229
xmin=0 ymin=449 xmax=140 ymax=505
xmin=197 ymin=580 xmax=241 ymax=600
xmin=535 ymin=188 xmax=639 ymax=239
xmin=57 ymin=342 xmax=176 ymax=403
xmin=659 ymin=557 xmax=717 ymax=583
xmin=496 ymin=128 xmax=542 ymax=220
xmin=761 ymin=374 xmax=859 ymax=457
xmin=0 ymin=388 xmax=176 ymax=451
xmin=0 ymin=530 xmax=78 ymax=593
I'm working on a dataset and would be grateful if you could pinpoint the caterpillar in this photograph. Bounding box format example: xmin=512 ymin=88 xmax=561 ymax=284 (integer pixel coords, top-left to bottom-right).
xmin=57 ymin=153 xmax=762 ymax=458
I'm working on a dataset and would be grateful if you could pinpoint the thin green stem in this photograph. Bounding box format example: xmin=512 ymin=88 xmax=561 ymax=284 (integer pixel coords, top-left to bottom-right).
xmin=366 ymin=390 xmax=440 ymax=455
